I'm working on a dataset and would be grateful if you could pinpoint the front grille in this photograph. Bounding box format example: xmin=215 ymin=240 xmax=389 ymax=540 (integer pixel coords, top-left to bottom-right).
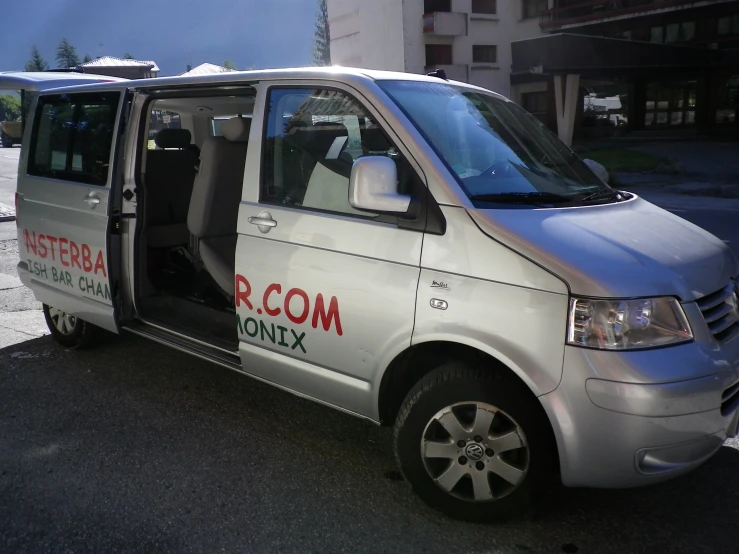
xmin=721 ymin=379 xmax=739 ymax=417
xmin=696 ymin=282 xmax=739 ymax=343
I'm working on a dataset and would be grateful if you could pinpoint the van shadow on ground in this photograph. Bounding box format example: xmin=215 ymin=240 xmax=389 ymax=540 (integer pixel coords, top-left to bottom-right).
xmin=0 ymin=334 xmax=738 ymax=553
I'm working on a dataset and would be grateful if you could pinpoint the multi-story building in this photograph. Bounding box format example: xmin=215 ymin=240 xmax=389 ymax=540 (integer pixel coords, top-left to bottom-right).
xmin=328 ymin=0 xmax=544 ymax=98
xmin=328 ymin=0 xmax=739 ymax=143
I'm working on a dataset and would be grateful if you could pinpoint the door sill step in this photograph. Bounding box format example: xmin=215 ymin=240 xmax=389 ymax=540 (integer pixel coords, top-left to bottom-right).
xmin=123 ymin=322 xmax=241 ymax=371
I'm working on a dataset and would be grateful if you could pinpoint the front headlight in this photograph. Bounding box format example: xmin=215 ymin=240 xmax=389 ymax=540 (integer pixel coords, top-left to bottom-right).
xmin=567 ymin=297 xmax=693 ymax=350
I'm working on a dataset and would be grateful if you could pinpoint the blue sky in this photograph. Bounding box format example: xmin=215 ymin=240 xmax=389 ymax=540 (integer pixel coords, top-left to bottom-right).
xmin=0 ymin=0 xmax=317 ymax=76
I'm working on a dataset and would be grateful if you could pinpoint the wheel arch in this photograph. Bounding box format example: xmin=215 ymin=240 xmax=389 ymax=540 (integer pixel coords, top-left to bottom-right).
xmin=377 ymin=339 xmax=542 ymax=425
xmin=374 ymin=338 xmax=556 ymax=425
xmin=375 ymin=339 xmax=560 ymax=472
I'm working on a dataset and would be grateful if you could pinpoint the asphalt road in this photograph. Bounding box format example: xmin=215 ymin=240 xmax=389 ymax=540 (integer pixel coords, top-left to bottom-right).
xmin=1 ymin=332 xmax=739 ymax=554
xmin=1 ymin=146 xmax=739 ymax=552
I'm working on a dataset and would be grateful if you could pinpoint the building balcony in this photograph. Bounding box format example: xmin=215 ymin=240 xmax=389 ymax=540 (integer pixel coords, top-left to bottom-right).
xmin=424 ymin=64 xmax=468 ymax=82
xmin=423 ymin=11 xmax=467 ymax=36
xmin=541 ymin=0 xmax=730 ymax=31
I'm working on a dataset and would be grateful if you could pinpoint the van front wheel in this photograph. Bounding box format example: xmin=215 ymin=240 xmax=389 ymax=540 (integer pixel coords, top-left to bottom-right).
xmin=394 ymin=362 xmax=551 ymax=522
xmin=43 ymin=304 xmax=97 ymax=349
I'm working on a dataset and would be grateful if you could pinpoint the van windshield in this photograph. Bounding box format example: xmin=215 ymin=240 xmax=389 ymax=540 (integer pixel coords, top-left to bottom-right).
xmin=378 ymin=80 xmax=622 ymax=208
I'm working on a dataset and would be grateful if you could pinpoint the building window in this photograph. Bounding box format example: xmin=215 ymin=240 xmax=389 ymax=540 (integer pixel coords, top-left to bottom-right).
xmin=426 ymin=44 xmax=453 ymax=67
xmin=665 ymin=23 xmax=679 ymax=44
xmin=472 ymin=0 xmax=496 ymax=14
xmin=718 ymin=16 xmax=731 ymax=35
xmin=424 ymin=0 xmax=451 ymax=13
xmin=717 ymin=15 xmax=739 ymax=36
xmin=650 ymin=22 xmax=695 ymax=44
xmin=716 ymin=75 xmax=738 ymax=124
xmin=645 ymin=81 xmax=697 ymax=128
xmin=522 ymin=0 xmax=547 ymax=19
xmin=472 ymin=45 xmax=497 ymax=64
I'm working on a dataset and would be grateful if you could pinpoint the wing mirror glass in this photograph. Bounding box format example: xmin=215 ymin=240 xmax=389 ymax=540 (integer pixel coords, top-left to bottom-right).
xmin=349 ymin=156 xmax=412 ymax=214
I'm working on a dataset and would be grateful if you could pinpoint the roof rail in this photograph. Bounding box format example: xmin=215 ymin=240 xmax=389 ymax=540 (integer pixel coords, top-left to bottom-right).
xmin=44 ymin=68 xmax=85 ymax=74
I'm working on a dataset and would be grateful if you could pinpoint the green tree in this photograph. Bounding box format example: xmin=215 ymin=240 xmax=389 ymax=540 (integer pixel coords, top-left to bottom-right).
xmin=55 ymin=38 xmax=80 ymax=68
xmin=223 ymin=59 xmax=237 ymax=70
xmin=123 ymin=52 xmax=135 ymax=59
xmin=25 ymin=45 xmax=49 ymax=72
xmin=83 ymin=53 xmax=93 ymax=63
xmin=0 ymin=94 xmax=21 ymax=121
xmin=313 ymin=0 xmax=331 ymax=66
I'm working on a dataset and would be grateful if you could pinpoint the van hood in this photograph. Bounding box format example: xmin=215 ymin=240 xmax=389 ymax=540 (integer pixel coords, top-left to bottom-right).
xmin=468 ymin=196 xmax=738 ymax=301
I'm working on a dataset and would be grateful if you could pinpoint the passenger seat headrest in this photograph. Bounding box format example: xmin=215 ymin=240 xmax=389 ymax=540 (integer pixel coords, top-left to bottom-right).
xmin=222 ymin=117 xmax=251 ymax=143
xmin=155 ymin=128 xmax=192 ymax=149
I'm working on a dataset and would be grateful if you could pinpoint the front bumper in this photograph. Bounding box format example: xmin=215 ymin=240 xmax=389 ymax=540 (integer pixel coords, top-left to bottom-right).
xmin=541 ymin=343 xmax=739 ymax=488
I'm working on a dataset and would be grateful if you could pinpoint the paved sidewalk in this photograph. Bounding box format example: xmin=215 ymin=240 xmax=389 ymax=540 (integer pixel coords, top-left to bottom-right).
xmin=0 ymin=201 xmax=14 ymax=222
xmin=0 ymin=222 xmax=48 ymax=347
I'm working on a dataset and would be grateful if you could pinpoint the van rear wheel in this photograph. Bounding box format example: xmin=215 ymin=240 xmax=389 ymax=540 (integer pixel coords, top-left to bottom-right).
xmin=393 ymin=362 xmax=552 ymax=522
xmin=43 ymin=304 xmax=98 ymax=349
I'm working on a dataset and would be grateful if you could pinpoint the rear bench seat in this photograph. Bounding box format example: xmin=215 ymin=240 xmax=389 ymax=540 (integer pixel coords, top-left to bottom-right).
xmin=145 ymin=129 xmax=199 ymax=248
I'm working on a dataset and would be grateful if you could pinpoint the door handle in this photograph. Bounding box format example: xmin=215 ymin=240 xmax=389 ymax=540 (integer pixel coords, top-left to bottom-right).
xmin=84 ymin=194 xmax=101 ymax=207
xmin=248 ymin=211 xmax=277 ymax=234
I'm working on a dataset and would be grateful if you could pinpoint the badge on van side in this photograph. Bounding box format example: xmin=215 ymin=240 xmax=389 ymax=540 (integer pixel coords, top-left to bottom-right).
xmin=431 ymin=280 xmax=450 ymax=291
xmin=430 ymin=299 xmax=448 ymax=310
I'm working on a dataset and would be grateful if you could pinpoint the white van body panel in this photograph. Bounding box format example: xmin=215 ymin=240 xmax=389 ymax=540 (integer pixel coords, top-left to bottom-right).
xmin=16 ymin=85 xmax=128 ymax=333
xmin=234 ymin=80 xmax=423 ymax=418
xmin=0 ymin=72 xmax=126 ymax=92
xmin=468 ymin=198 xmax=738 ymax=301
xmin=413 ymin=205 xmax=569 ymax=397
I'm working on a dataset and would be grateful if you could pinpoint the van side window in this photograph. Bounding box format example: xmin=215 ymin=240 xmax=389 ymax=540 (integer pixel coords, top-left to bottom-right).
xmin=261 ymin=88 xmax=400 ymax=216
xmin=29 ymin=92 xmax=120 ymax=186
xmin=148 ymin=110 xmax=181 ymax=149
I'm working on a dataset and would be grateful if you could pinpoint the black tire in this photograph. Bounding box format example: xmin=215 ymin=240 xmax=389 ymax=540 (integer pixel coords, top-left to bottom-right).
xmin=42 ymin=303 xmax=98 ymax=349
xmin=1 ymin=133 xmax=11 ymax=148
xmin=394 ymin=361 xmax=553 ymax=522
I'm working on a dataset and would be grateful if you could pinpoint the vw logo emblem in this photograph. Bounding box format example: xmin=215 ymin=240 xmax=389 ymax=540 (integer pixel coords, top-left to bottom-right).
xmin=465 ymin=443 xmax=484 ymax=461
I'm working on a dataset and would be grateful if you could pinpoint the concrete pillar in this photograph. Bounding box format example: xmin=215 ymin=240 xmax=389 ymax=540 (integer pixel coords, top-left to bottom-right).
xmin=553 ymin=74 xmax=580 ymax=146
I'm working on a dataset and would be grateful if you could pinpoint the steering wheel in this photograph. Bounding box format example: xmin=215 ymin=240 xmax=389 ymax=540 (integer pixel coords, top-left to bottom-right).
xmin=480 ymin=159 xmax=512 ymax=177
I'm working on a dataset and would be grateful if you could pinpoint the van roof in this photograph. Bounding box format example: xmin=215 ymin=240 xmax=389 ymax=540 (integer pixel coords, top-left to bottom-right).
xmin=32 ymin=66 xmax=506 ymax=99
xmin=0 ymin=71 xmax=127 ymax=91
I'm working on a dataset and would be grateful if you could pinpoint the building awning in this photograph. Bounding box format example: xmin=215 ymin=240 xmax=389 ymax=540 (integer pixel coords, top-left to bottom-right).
xmin=511 ymin=33 xmax=721 ymax=80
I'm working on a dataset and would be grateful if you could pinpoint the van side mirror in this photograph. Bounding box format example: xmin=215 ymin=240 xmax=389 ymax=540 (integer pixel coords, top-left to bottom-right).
xmin=349 ymin=156 xmax=411 ymax=213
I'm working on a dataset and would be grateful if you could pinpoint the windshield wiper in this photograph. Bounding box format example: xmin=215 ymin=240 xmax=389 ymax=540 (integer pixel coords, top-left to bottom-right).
xmin=469 ymin=192 xmax=574 ymax=205
xmin=580 ymin=189 xmax=630 ymax=203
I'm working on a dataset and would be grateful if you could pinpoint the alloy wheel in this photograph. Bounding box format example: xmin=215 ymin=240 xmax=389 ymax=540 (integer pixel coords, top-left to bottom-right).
xmin=47 ymin=307 xmax=77 ymax=336
xmin=420 ymin=401 xmax=529 ymax=502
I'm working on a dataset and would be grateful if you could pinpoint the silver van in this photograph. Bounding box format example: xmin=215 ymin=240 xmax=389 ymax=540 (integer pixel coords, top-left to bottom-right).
xmin=7 ymin=68 xmax=739 ymax=521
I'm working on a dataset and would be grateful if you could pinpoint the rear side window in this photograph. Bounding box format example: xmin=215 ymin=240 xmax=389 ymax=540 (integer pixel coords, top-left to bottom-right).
xmin=29 ymin=92 xmax=121 ymax=186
